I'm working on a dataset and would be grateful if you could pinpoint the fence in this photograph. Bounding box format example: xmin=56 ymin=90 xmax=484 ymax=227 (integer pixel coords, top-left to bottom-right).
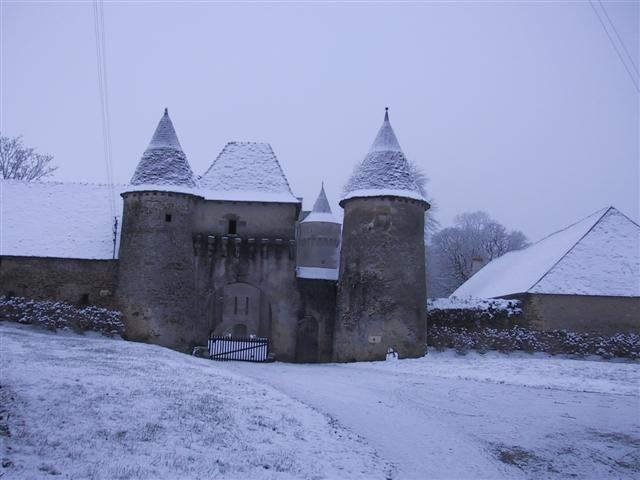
xmin=208 ymin=335 xmax=270 ymax=362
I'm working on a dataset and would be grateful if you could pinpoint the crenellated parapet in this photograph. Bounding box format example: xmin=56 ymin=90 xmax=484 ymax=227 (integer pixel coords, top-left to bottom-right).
xmin=192 ymin=234 xmax=296 ymax=261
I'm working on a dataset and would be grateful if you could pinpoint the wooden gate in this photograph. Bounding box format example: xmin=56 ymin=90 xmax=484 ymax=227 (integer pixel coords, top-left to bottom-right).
xmin=208 ymin=335 xmax=269 ymax=362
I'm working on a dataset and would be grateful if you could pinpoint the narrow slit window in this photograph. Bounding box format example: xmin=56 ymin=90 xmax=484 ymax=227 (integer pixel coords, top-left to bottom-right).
xmin=228 ymin=219 xmax=237 ymax=234
xmin=245 ymin=297 xmax=249 ymax=315
xmin=165 ymin=214 xmax=172 ymax=222
xmin=234 ymin=296 xmax=238 ymax=314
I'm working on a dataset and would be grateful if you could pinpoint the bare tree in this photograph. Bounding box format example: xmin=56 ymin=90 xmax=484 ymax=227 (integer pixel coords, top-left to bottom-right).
xmin=0 ymin=134 xmax=57 ymax=181
xmin=407 ymin=160 xmax=440 ymax=237
xmin=428 ymin=211 xmax=529 ymax=296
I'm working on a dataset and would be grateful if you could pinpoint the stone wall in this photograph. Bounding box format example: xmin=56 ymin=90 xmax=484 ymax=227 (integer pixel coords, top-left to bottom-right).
xmin=192 ymin=200 xmax=302 ymax=361
xmin=296 ymin=221 xmax=341 ymax=269
xmin=335 ymin=196 xmax=427 ymax=361
xmin=517 ymin=293 xmax=640 ymax=335
xmin=0 ymin=256 xmax=118 ymax=309
xmin=117 ymin=191 xmax=201 ymax=351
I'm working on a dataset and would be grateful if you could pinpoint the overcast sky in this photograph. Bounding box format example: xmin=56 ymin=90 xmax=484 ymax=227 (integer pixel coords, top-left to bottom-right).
xmin=2 ymin=1 xmax=638 ymax=241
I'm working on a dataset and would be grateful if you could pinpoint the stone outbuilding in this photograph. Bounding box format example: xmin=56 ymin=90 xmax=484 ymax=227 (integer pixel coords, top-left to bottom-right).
xmin=452 ymin=207 xmax=640 ymax=334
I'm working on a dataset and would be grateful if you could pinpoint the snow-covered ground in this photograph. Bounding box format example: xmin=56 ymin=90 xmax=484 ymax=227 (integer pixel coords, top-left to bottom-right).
xmin=1 ymin=323 xmax=638 ymax=479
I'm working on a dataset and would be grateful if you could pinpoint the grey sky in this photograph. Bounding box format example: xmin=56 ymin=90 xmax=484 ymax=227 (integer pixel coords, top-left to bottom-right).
xmin=2 ymin=1 xmax=638 ymax=241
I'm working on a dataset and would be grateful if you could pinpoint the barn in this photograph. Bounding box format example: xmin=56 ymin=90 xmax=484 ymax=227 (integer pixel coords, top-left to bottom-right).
xmin=452 ymin=207 xmax=640 ymax=334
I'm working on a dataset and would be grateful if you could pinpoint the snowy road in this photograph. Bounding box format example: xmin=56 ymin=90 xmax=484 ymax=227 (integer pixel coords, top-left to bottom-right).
xmin=226 ymin=355 xmax=640 ymax=479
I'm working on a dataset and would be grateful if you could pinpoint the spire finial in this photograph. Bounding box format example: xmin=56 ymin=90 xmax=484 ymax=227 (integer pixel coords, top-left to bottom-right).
xmin=384 ymin=107 xmax=389 ymax=121
xmin=164 ymin=107 xmax=168 ymax=115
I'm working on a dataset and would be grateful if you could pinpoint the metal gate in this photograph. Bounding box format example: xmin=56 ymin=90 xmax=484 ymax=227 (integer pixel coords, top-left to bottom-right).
xmin=208 ymin=335 xmax=269 ymax=362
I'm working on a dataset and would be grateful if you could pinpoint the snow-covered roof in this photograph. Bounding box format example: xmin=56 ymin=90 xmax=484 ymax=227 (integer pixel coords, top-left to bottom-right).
xmin=1 ymin=180 xmax=124 ymax=260
xmin=296 ymin=266 xmax=339 ymax=281
xmin=199 ymin=142 xmax=299 ymax=203
xmin=129 ymin=109 xmax=196 ymax=188
xmin=341 ymin=110 xmax=426 ymax=205
xmin=301 ymin=184 xmax=339 ymax=224
xmin=452 ymin=207 xmax=640 ymax=298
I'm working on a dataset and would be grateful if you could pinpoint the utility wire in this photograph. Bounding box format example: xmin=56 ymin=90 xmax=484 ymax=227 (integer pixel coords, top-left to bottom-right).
xmin=598 ymin=0 xmax=639 ymax=76
xmin=588 ymin=0 xmax=639 ymax=92
xmin=92 ymin=0 xmax=119 ymax=257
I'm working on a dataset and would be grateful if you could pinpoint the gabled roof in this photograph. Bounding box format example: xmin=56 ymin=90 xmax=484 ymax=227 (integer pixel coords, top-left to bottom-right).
xmin=341 ymin=109 xmax=426 ymax=205
xmin=301 ymin=183 xmax=339 ymax=224
xmin=452 ymin=207 xmax=640 ymax=298
xmin=130 ymin=109 xmax=196 ymax=187
xmin=1 ymin=180 xmax=124 ymax=260
xmin=199 ymin=142 xmax=299 ymax=203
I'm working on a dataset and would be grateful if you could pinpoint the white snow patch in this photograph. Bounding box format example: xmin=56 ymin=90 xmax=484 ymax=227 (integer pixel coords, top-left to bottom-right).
xmin=0 ymin=180 xmax=124 ymax=259
xmin=296 ymin=266 xmax=339 ymax=281
xmin=1 ymin=323 xmax=390 ymax=479
xmin=300 ymin=211 xmax=340 ymax=224
xmin=199 ymin=142 xmax=298 ymax=203
xmin=429 ymin=296 xmax=521 ymax=314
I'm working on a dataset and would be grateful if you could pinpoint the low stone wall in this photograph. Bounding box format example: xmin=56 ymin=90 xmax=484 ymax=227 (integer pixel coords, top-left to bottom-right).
xmin=518 ymin=293 xmax=640 ymax=335
xmin=0 ymin=256 xmax=118 ymax=309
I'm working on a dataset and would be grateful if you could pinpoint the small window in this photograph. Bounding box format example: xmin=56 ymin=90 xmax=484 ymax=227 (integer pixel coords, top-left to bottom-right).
xmin=245 ymin=297 xmax=249 ymax=315
xmin=165 ymin=214 xmax=172 ymax=222
xmin=80 ymin=293 xmax=89 ymax=305
xmin=228 ymin=219 xmax=237 ymax=235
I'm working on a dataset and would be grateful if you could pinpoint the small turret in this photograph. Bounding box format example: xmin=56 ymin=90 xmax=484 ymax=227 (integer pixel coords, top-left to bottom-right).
xmin=334 ymin=109 xmax=429 ymax=362
xmin=296 ymin=183 xmax=341 ymax=277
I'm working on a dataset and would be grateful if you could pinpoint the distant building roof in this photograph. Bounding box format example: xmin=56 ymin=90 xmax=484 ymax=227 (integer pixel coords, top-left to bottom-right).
xmin=199 ymin=142 xmax=299 ymax=203
xmin=129 ymin=109 xmax=197 ymax=188
xmin=452 ymin=207 xmax=640 ymax=298
xmin=1 ymin=180 xmax=124 ymax=260
xmin=301 ymin=183 xmax=339 ymax=224
xmin=341 ymin=109 xmax=426 ymax=205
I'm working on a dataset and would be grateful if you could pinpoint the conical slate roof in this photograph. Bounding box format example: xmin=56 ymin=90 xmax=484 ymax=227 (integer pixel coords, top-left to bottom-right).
xmin=452 ymin=207 xmax=640 ymax=298
xmin=341 ymin=109 xmax=425 ymax=205
xmin=199 ymin=142 xmax=298 ymax=202
xmin=130 ymin=109 xmax=196 ymax=187
xmin=302 ymin=183 xmax=339 ymax=223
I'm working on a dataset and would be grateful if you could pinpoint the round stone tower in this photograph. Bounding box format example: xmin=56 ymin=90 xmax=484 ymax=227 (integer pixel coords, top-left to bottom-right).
xmin=334 ymin=109 xmax=430 ymax=362
xmin=117 ymin=109 xmax=202 ymax=351
xmin=296 ymin=183 xmax=341 ymax=272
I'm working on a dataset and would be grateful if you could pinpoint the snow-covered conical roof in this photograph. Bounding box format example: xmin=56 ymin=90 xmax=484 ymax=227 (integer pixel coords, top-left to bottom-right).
xmin=130 ymin=109 xmax=196 ymax=187
xmin=341 ymin=109 xmax=426 ymax=205
xmin=302 ymin=183 xmax=339 ymax=223
xmin=199 ymin=142 xmax=299 ymax=203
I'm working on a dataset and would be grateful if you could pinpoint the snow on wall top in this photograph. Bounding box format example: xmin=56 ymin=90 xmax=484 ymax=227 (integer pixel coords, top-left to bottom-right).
xmin=341 ymin=110 xmax=425 ymax=204
xmin=452 ymin=207 xmax=640 ymax=299
xmin=1 ymin=180 xmax=124 ymax=260
xmin=302 ymin=184 xmax=339 ymax=223
xmin=129 ymin=109 xmax=196 ymax=187
xmin=199 ymin=142 xmax=298 ymax=203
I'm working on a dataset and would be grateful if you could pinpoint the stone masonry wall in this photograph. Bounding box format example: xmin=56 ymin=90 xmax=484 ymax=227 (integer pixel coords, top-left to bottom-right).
xmin=0 ymin=256 xmax=118 ymax=309
xmin=517 ymin=293 xmax=640 ymax=335
xmin=117 ymin=191 xmax=200 ymax=351
xmin=335 ymin=196 xmax=427 ymax=361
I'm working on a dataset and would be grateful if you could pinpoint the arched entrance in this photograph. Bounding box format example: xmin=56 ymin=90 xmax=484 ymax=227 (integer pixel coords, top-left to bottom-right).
xmin=215 ymin=282 xmax=261 ymax=336
xmin=296 ymin=316 xmax=319 ymax=363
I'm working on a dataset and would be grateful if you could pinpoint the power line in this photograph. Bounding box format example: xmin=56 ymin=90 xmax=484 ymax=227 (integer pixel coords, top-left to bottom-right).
xmin=598 ymin=0 xmax=639 ymax=77
xmin=588 ymin=0 xmax=639 ymax=92
xmin=92 ymin=0 xmax=118 ymax=257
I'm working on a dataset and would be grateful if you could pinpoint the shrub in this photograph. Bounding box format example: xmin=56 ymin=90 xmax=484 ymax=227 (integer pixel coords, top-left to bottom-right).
xmin=0 ymin=295 xmax=124 ymax=336
xmin=427 ymin=324 xmax=640 ymax=360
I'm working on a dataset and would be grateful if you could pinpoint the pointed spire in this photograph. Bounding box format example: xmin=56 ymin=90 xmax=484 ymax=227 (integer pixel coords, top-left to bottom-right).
xmin=340 ymin=109 xmax=426 ymax=205
xmin=129 ymin=109 xmax=196 ymax=187
xmin=301 ymin=183 xmax=339 ymax=223
xmin=146 ymin=108 xmax=182 ymax=151
xmin=311 ymin=182 xmax=332 ymax=214
xmin=369 ymin=107 xmax=402 ymax=153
